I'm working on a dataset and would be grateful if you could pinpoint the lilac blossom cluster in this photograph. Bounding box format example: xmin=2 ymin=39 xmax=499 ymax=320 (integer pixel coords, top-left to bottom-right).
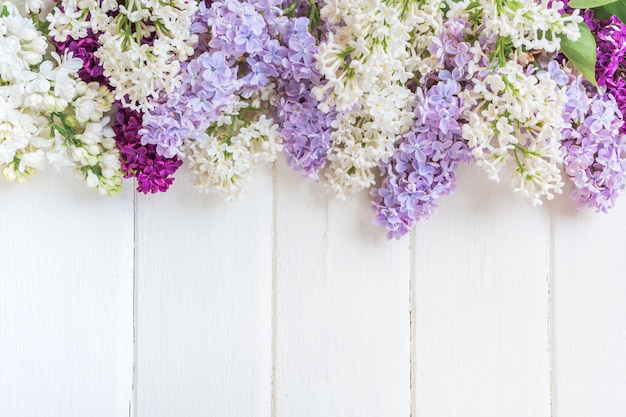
xmin=275 ymin=16 xmax=331 ymax=179
xmin=371 ymin=20 xmax=473 ymax=239
xmin=140 ymin=0 xmax=329 ymax=196
xmin=558 ymin=1 xmax=626 ymax=125
xmin=113 ymin=106 xmax=183 ymax=194
xmin=371 ymin=83 xmax=472 ymax=239
xmin=557 ymin=70 xmax=626 ymax=212
xmin=47 ymin=0 xmax=194 ymax=193
xmin=51 ymin=23 xmax=184 ymax=193
xmin=580 ymin=10 xmax=626 ymax=126
xmin=552 ymin=2 xmax=626 ymax=211
xmin=52 ymin=30 xmax=107 ymax=85
xmin=6 ymin=0 xmax=626 ymax=238
xmin=142 ymin=0 xmax=318 ymax=158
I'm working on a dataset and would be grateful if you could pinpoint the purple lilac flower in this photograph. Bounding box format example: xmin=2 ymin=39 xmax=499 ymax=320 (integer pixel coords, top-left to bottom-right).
xmin=274 ymin=16 xmax=331 ymax=178
xmin=558 ymin=74 xmax=626 ymax=212
xmin=114 ymin=105 xmax=183 ymax=194
xmin=191 ymin=0 xmax=213 ymax=55
xmin=141 ymin=0 xmax=276 ymax=154
xmin=207 ymin=0 xmax=269 ymax=57
xmin=371 ymin=19 xmax=476 ymax=239
xmin=52 ymin=30 xmax=108 ymax=85
xmin=278 ymin=79 xmax=331 ymax=178
xmin=140 ymin=104 xmax=197 ymax=159
xmin=371 ymin=80 xmax=472 ymax=239
xmin=560 ymin=2 xmax=626 ymax=128
xmin=140 ymin=0 xmax=333 ymax=180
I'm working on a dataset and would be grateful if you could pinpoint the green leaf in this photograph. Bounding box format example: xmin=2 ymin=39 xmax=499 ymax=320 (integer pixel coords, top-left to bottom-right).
xmin=592 ymin=5 xmax=613 ymax=19
xmin=569 ymin=0 xmax=617 ymax=8
xmin=558 ymin=22 xmax=598 ymax=87
xmin=594 ymin=0 xmax=626 ymax=24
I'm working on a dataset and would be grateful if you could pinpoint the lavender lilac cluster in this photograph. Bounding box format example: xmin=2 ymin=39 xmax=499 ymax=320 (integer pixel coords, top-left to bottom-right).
xmin=275 ymin=16 xmax=331 ymax=179
xmin=140 ymin=0 xmax=330 ymax=177
xmin=371 ymin=80 xmax=472 ymax=239
xmin=141 ymin=0 xmax=275 ymax=158
xmin=551 ymin=4 xmax=626 ymax=211
xmin=558 ymin=71 xmax=626 ymax=212
xmin=371 ymin=21 xmax=473 ymax=239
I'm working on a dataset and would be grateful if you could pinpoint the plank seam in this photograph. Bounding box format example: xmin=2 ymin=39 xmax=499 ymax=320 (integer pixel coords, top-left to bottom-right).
xmin=548 ymin=208 xmax=556 ymax=417
xmin=409 ymin=230 xmax=416 ymax=417
xmin=271 ymin=162 xmax=277 ymax=417
xmin=131 ymin=183 xmax=138 ymax=417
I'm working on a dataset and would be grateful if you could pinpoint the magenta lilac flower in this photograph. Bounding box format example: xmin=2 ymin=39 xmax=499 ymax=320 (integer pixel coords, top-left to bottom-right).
xmin=114 ymin=105 xmax=183 ymax=194
xmin=561 ymin=2 xmax=626 ymax=126
xmin=51 ymin=30 xmax=108 ymax=85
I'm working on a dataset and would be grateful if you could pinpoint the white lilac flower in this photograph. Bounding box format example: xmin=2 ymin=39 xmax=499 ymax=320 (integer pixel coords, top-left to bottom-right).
xmin=0 ymin=2 xmax=123 ymax=193
xmin=6 ymin=0 xmax=44 ymax=14
xmin=185 ymin=111 xmax=282 ymax=200
xmin=47 ymin=0 xmax=198 ymax=111
xmin=0 ymin=2 xmax=47 ymax=82
xmin=0 ymin=1 xmax=51 ymax=183
xmin=462 ymin=61 xmax=566 ymax=204
xmin=415 ymin=0 xmax=583 ymax=205
xmin=315 ymin=0 xmax=440 ymax=196
xmin=46 ymin=82 xmax=123 ymax=196
xmin=314 ymin=0 xmax=416 ymax=111
xmin=461 ymin=0 xmax=582 ymax=64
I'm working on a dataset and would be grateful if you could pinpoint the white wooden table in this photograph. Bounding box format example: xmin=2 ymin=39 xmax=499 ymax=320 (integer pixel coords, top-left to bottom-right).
xmin=1 ymin=160 xmax=625 ymax=417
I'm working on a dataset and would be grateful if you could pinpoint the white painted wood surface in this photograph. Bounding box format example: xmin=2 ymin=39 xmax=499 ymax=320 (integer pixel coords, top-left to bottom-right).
xmin=0 ymin=170 xmax=134 ymax=417
xmin=273 ymin=160 xmax=411 ymax=417
xmin=413 ymin=166 xmax=551 ymax=417
xmin=134 ymin=167 xmax=273 ymax=417
xmin=551 ymin=186 xmax=626 ymax=417
xmin=2 ymin=161 xmax=626 ymax=417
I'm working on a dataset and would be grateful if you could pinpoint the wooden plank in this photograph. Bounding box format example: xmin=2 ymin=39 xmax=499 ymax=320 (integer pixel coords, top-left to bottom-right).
xmin=0 ymin=170 xmax=134 ymax=417
xmin=551 ymin=187 xmax=626 ymax=417
xmin=273 ymin=159 xmax=411 ymax=417
xmin=134 ymin=166 xmax=273 ymax=417
xmin=412 ymin=164 xmax=551 ymax=417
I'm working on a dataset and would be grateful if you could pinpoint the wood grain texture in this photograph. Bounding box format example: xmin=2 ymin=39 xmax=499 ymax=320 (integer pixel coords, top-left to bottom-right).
xmin=6 ymin=156 xmax=626 ymax=417
xmin=551 ymin=187 xmax=626 ymax=417
xmin=412 ymin=165 xmax=551 ymax=417
xmin=134 ymin=166 xmax=274 ymax=417
xmin=0 ymin=170 xmax=134 ymax=417
xmin=273 ymin=159 xmax=411 ymax=417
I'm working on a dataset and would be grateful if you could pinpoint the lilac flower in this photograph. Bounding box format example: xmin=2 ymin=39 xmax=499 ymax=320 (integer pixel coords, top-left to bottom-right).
xmin=561 ymin=3 xmax=626 ymax=127
xmin=277 ymin=79 xmax=331 ymax=178
xmin=260 ymin=39 xmax=288 ymax=66
xmin=243 ymin=57 xmax=277 ymax=89
xmin=560 ymin=76 xmax=626 ymax=212
xmin=52 ymin=30 xmax=107 ymax=85
xmin=371 ymin=79 xmax=472 ymax=239
xmin=370 ymin=18 xmax=478 ymax=238
xmin=208 ymin=0 xmax=269 ymax=56
xmin=138 ymin=0 xmax=332 ymax=188
xmin=274 ymin=16 xmax=331 ymax=178
xmin=114 ymin=105 xmax=182 ymax=194
xmin=142 ymin=0 xmax=274 ymax=151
